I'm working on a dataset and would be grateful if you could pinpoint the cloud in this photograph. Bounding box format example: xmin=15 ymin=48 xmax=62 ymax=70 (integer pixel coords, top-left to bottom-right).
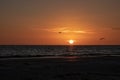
xmin=31 ymin=26 xmax=93 ymax=34
xmin=41 ymin=27 xmax=88 ymax=34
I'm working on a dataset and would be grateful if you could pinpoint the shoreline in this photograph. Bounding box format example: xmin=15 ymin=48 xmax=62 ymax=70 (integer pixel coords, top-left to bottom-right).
xmin=0 ymin=55 xmax=120 ymax=80
xmin=0 ymin=54 xmax=120 ymax=60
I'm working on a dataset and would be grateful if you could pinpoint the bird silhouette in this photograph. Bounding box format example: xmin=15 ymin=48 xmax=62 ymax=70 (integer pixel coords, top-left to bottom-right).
xmin=58 ymin=32 xmax=62 ymax=34
xmin=99 ymin=38 xmax=105 ymax=40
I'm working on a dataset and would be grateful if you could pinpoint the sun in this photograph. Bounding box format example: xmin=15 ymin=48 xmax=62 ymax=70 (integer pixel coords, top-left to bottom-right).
xmin=68 ymin=40 xmax=74 ymax=44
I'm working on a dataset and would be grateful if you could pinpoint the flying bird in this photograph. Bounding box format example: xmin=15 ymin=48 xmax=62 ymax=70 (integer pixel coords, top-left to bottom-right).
xmin=99 ymin=38 xmax=105 ymax=40
xmin=58 ymin=32 xmax=62 ymax=34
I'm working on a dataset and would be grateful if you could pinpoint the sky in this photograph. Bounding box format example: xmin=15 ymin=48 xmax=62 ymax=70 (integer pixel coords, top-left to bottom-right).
xmin=0 ymin=0 xmax=120 ymax=45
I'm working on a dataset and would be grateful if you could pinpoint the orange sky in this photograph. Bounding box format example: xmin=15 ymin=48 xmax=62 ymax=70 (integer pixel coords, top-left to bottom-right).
xmin=0 ymin=0 xmax=120 ymax=45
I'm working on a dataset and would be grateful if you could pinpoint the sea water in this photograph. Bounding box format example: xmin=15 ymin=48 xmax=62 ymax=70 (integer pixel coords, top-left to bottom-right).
xmin=0 ymin=45 xmax=120 ymax=57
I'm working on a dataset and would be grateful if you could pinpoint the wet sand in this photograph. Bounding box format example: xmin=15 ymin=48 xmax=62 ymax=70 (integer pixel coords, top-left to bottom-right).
xmin=0 ymin=56 xmax=120 ymax=80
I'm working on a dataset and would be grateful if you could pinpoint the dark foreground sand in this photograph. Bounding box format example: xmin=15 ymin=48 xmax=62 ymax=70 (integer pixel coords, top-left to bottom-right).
xmin=0 ymin=56 xmax=120 ymax=80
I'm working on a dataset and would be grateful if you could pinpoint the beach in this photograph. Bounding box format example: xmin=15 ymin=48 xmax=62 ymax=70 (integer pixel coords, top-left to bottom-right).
xmin=0 ymin=56 xmax=120 ymax=80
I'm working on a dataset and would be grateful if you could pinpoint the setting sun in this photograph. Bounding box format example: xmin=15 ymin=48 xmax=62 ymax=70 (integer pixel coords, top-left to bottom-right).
xmin=68 ymin=40 xmax=74 ymax=44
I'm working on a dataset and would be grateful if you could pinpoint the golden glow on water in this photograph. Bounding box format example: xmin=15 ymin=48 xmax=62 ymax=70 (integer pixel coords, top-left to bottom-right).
xmin=65 ymin=56 xmax=79 ymax=62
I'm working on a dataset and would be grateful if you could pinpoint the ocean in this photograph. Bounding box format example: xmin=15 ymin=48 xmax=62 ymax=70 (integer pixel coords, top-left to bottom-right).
xmin=0 ymin=45 xmax=120 ymax=57
xmin=1 ymin=45 xmax=120 ymax=80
